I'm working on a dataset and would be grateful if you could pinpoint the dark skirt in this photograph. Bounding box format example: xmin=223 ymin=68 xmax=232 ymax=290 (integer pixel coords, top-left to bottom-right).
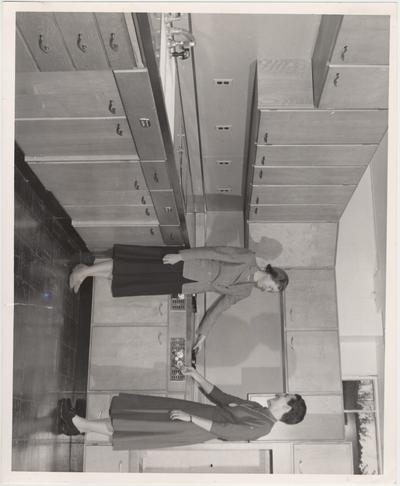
xmin=111 ymin=244 xmax=195 ymax=297
xmin=110 ymin=393 xmax=218 ymax=450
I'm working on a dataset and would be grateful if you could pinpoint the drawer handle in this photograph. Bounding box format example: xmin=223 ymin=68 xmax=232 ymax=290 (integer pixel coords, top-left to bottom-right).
xmin=254 ymin=207 xmax=258 ymax=215
xmin=116 ymin=123 xmax=123 ymax=136
xmin=170 ymin=233 xmax=175 ymax=240
xmin=298 ymin=460 xmax=303 ymax=474
xmin=150 ymin=228 xmax=155 ymax=235
xmin=145 ymin=208 xmax=150 ymax=216
xmin=260 ymin=155 xmax=266 ymax=165
xmin=108 ymin=100 xmax=116 ymax=114
xmin=255 ymin=197 xmax=260 ymax=204
xmin=289 ymin=307 xmax=293 ymax=321
xmin=333 ymin=72 xmax=340 ymax=87
xmin=153 ymin=171 xmax=159 ymax=183
xmin=118 ymin=460 xmax=123 ymax=472
xmin=158 ymin=332 xmax=163 ymax=345
xmin=290 ymin=336 xmax=295 ymax=350
xmin=259 ymin=169 xmax=263 ymax=180
xmin=77 ymin=33 xmax=88 ymax=53
xmin=340 ymin=45 xmax=348 ymax=62
xmin=109 ymin=32 xmax=119 ymax=51
xmin=264 ymin=132 xmax=268 ymax=144
xmin=38 ymin=34 xmax=50 ymax=53
xmin=134 ymin=180 xmax=140 ymax=190
xmin=141 ymin=196 xmax=146 ymax=205
xmin=164 ymin=206 xmax=172 ymax=213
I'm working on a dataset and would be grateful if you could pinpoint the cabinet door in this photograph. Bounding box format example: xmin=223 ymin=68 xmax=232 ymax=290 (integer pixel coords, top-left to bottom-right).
xmin=286 ymin=331 xmax=341 ymax=393
xmin=16 ymin=119 xmax=137 ymax=158
xmin=15 ymin=71 xmax=124 ymax=118
xmin=319 ymin=66 xmax=388 ymax=109
xmin=254 ymin=144 xmax=376 ymax=166
xmin=65 ymin=204 xmax=157 ymax=225
xmin=93 ymin=278 xmax=168 ymax=324
xmin=84 ymin=445 xmax=129 ymax=472
xmin=89 ymin=326 xmax=167 ymax=390
xmin=294 ymin=443 xmax=353 ymax=474
xmin=159 ymin=226 xmax=185 ymax=246
xmin=259 ymin=395 xmax=344 ymax=441
xmin=249 ymin=205 xmax=343 ymax=222
xmin=253 ymin=166 xmax=365 ymax=185
xmin=251 ymin=185 xmax=355 ymax=205
xmin=285 ymin=269 xmax=338 ymax=330
xmin=16 ymin=13 xmax=74 ymax=71
xmin=54 ymin=13 xmax=109 ymax=70
xmin=75 ymin=224 xmax=164 ymax=251
xmin=331 ymin=15 xmax=390 ymax=65
xmin=258 ymin=110 xmax=387 ymax=145
xmin=95 ymin=13 xmax=136 ymax=69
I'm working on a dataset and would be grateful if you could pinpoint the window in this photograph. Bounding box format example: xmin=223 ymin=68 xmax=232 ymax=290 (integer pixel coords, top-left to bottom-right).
xmin=342 ymin=378 xmax=382 ymax=474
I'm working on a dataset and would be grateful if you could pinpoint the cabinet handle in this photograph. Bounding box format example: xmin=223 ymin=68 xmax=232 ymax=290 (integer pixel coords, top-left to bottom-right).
xmin=150 ymin=228 xmax=155 ymax=235
xmin=38 ymin=34 xmax=50 ymax=53
xmin=333 ymin=72 xmax=340 ymax=87
xmin=77 ymin=33 xmax=88 ymax=53
xmin=340 ymin=45 xmax=348 ymax=62
xmin=109 ymin=32 xmax=119 ymax=51
xmin=134 ymin=180 xmax=140 ymax=190
xmin=170 ymin=233 xmax=175 ymax=240
xmin=264 ymin=132 xmax=268 ymax=144
xmin=289 ymin=307 xmax=293 ymax=321
xmin=118 ymin=460 xmax=123 ymax=472
xmin=153 ymin=171 xmax=159 ymax=183
xmin=290 ymin=336 xmax=295 ymax=350
xmin=158 ymin=303 xmax=164 ymax=315
xmin=260 ymin=155 xmax=266 ymax=165
xmin=141 ymin=196 xmax=146 ymax=205
xmin=298 ymin=459 xmax=303 ymax=474
xmin=145 ymin=208 xmax=150 ymax=216
xmin=108 ymin=100 xmax=116 ymax=114
xmin=116 ymin=123 xmax=123 ymax=136
xmin=254 ymin=207 xmax=258 ymax=215
xmin=255 ymin=197 xmax=260 ymax=204
xmin=157 ymin=332 xmax=163 ymax=345
xmin=259 ymin=169 xmax=263 ymax=180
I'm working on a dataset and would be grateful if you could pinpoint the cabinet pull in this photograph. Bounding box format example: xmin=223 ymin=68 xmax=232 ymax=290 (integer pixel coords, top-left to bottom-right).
xmin=340 ymin=45 xmax=348 ymax=62
xmin=118 ymin=460 xmax=123 ymax=472
xmin=145 ymin=208 xmax=150 ymax=216
xmin=109 ymin=32 xmax=119 ymax=51
xmin=108 ymin=100 xmax=116 ymax=114
xmin=153 ymin=171 xmax=159 ymax=183
xmin=158 ymin=303 xmax=164 ymax=315
xmin=260 ymin=155 xmax=266 ymax=165
xmin=134 ymin=180 xmax=140 ymax=190
xmin=255 ymin=197 xmax=259 ymax=204
xmin=259 ymin=169 xmax=263 ymax=180
xmin=289 ymin=308 xmax=293 ymax=321
xmin=264 ymin=132 xmax=268 ymax=144
xmin=170 ymin=233 xmax=175 ymax=240
xmin=116 ymin=123 xmax=123 ymax=136
xmin=298 ymin=460 xmax=303 ymax=474
xmin=254 ymin=207 xmax=258 ymax=215
xmin=77 ymin=33 xmax=88 ymax=53
xmin=157 ymin=332 xmax=163 ymax=345
xmin=290 ymin=336 xmax=295 ymax=350
xmin=150 ymin=228 xmax=155 ymax=235
xmin=38 ymin=34 xmax=50 ymax=53
xmin=141 ymin=196 xmax=146 ymax=205
xmin=333 ymin=72 xmax=340 ymax=87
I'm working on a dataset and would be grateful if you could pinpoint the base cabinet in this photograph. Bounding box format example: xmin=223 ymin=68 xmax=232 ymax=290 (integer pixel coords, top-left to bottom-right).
xmin=293 ymin=443 xmax=353 ymax=474
xmin=84 ymin=446 xmax=130 ymax=472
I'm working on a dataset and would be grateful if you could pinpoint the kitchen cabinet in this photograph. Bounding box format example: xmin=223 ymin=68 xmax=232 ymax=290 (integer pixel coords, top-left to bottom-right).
xmin=284 ymin=269 xmax=338 ymax=330
xmin=66 ymin=204 xmax=158 ymax=225
xmin=293 ymin=443 xmax=353 ymax=474
xmin=286 ymin=331 xmax=342 ymax=393
xmin=251 ymin=185 xmax=355 ymax=205
xmin=249 ymin=205 xmax=343 ymax=222
xmin=84 ymin=446 xmax=129 ymax=472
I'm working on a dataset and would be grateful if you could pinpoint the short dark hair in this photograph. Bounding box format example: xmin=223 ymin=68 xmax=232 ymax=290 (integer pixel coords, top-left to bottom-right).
xmin=265 ymin=264 xmax=289 ymax=291
xmin=280 ymin=394 xmax=306 ymax=425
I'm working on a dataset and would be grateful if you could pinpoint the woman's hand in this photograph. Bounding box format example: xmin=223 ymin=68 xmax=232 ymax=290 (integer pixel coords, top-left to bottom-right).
xmin=170 ymin=410 xmax=192 ymax=422
xmin=162 ymin=254 xmax=183 ymax=265
xmin=180 ymin=365 xmax=198 ymax=378
xmin=192 ymin=334 xmax=206 ymax=354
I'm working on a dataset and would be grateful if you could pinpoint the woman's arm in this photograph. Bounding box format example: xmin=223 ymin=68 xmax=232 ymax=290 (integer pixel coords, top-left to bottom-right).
xmin=179 ymin=246 xmax=255 ymax=263
xmin=181 ymin=366 xmax=214 ymax=394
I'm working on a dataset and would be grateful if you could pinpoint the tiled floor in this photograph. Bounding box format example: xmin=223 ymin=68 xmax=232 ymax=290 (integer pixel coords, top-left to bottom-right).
xmin=12 ymin=157 xmax=93 ymax=471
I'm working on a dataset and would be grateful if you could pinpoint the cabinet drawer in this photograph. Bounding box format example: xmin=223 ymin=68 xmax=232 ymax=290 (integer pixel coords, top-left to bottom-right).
xmin=150 ymin=191 xmax=180 ymax=225
xmin=114 ymin=70 xmax=166 ymax=161
xmin=252 ymin=166 xmax=365 ymax=185
xmin=293 ymin=443 xmax=353 ymax=474
xmin=331 ymin=15 xmax=390 ymax=65
xmin=319 ymin=65 xmax=389 ymax=109
xmin=285 ymin=269 xmax=338 ymax=330
xmin=251 ymin=185 xmax=355 ymax=205
xmin=16 ymin=13 xmax=74 ymax=71
xmin=286 ymin=331 xmax=342 ymax=393
xmin=141 ymin=162 xmax=172 ymax=190
xmin=160 ymin=226 xmax=185 ymax=246
xmin=15 ymin=28 xmax=38 ymax=72
xmin=54 ymin=13 xmax=109 ymax=70
xmin=93 ymin=278 xmax=168 ymax=324
xmin=67 ymin=204 xmax=157 ymax=225
xmin=84 ymin=445 xmax=129 ymax=472
xmin=95 ymin=13 xmax=136 ymax=69
xmin=89 ymin=326 xmax=167 ymax=390
xmin=75 ymin=224 xmax=164 ymax=250
xmin=249 ymin=205 xmax=343 ymax=222
xmin=16 ymin=118 xmax=137 ymax=158
xmin=254 ymin=144 xmax=377 ymax=166
xmin=15 ymin=71 xmax=124 ymax=118
xmin=258 ymin=110 xmax=387 ymax=145
xmin=28 ymin=161 xmax=146 ymax=199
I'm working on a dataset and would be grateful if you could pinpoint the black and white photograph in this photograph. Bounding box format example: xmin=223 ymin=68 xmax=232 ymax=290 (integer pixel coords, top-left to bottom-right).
xmin=1 ymin=1 xmax=397 ymax=483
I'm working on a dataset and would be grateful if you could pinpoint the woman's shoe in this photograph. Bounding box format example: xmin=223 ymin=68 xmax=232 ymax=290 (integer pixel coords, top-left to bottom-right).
xmin=59 ymin=398 xmax=82 ymax=436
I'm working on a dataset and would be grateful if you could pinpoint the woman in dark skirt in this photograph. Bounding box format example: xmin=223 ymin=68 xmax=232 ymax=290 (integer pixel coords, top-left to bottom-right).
xmin=59 ymin=366 xmax=306 ymax=448
xmin=69 ymin=244 xmax=289 ymax=352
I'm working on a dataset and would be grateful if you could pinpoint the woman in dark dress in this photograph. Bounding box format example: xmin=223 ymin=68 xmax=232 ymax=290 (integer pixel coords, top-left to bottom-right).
xmin=69 ymin=245 xmax=289 ymax=352
xmin=59 ymin=366 xmax=306 ymax=448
